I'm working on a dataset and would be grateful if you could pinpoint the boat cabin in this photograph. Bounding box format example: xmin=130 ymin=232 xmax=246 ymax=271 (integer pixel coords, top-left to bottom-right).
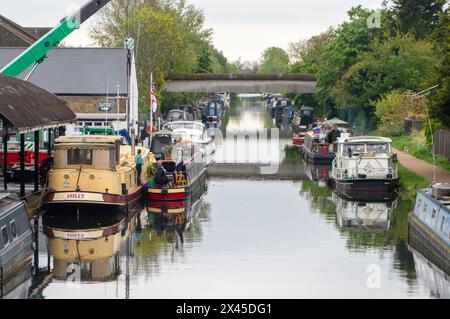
xmin=166 ymin=109 xmax=190 ymax=122
xmin=52 ymin=136 xmax=122 ymax=171
xmin=0 ymin=195 xmax=33 ymax=280
xmin=333 ymin=136 xmax=397 ymax=180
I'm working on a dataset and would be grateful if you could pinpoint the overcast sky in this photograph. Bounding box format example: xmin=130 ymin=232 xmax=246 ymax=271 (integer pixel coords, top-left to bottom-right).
xmin=2 ymin=0 xmax=383 ymax=61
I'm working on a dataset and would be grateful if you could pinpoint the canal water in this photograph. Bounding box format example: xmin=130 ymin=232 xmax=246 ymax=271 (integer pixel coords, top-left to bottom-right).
xmin=35 ymin=96 xmax=447 ymax=299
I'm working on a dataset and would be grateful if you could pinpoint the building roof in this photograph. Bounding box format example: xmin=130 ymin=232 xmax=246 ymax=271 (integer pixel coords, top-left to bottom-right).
xmin=0 ymin=48 xmax=129 ymax=96
xmin=0 ymin=15 xmax=46 ymax=47
xmin=0 ymin=74 xmax=76 ymax=133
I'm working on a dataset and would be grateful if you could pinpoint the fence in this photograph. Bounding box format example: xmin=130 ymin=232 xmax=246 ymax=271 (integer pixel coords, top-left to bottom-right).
xmin=434 ymin=128 xmax=450 ymax=159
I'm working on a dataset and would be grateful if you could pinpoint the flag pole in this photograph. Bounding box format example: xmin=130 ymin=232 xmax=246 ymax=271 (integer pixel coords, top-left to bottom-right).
xmin=150 ymin=73 xmax=153 ymax=148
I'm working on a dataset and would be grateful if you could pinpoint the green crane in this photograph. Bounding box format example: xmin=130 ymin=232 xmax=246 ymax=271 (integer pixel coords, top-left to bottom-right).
xmin=0 ymin=0 xmax=112 ymax=77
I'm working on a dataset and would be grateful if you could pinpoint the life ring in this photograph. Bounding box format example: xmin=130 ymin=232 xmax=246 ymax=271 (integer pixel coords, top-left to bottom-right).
xmin=146 ymin=125 xmax=156 ymax=135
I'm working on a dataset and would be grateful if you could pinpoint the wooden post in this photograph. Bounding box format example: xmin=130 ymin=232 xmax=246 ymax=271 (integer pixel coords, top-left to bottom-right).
xmin=3 ymin=133 xmax=8 ymax=191
xmin=20 ymin=133 xmax=25 ymax=198
xmin=117 ymin=83 xmax=120 ymax=132
xmin=47 ymin=129 xmax=52 ymax=158
xmin=34 ymin=218 xmax=39 ymax=278
xmin=34 ymin=130 xmax=39 ymax=192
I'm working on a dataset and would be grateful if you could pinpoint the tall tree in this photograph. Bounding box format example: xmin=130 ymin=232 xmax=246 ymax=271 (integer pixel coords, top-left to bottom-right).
xmin=90 ymin=0 xmax=215 ymax=111
xmin=259 ymin=47 xmax=290 ymax=74
xmin=429 ymin=9 xmax=450 ymax=127
xmin=392 ymin=0 xmax=446 ymax=39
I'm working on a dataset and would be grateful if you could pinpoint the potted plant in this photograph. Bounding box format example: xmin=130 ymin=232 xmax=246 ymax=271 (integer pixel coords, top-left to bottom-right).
xmin=146 ymin=164 xmax=156 ymax=187
xmin=163 ymin=145 xmax=174 ymax=160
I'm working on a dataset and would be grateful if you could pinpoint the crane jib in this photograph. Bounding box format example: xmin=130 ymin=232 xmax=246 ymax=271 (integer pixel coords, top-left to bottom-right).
xmin=0 ymin=0 xmax=112 ymax=77
xmin=0 ymin=18 xmax=80 ymax=77
xmin=77 ymin=0 xmax=112 ymax=24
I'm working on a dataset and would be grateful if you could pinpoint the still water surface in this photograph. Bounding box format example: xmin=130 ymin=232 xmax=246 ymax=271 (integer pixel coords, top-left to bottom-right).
xmin=38 ymin=96 xmax=447 ymax=299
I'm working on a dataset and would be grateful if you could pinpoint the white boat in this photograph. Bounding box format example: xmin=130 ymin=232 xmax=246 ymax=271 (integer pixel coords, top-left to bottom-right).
xmin=333 ymin=192 xmax=397 ymax=230
xmin=162 ymin=121 xmax=216 ymax=162
xmin=331 ymin=136 xmax=400 ymax=201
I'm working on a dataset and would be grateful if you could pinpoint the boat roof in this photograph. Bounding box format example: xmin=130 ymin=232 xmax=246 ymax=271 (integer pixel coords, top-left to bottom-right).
xmin=339 ymin=136 xmax=392 ymax=144
xmin=164 ymin=121 xmax=205 ymax=128
xmin=55 ymin=135 xmax=121 ymax=144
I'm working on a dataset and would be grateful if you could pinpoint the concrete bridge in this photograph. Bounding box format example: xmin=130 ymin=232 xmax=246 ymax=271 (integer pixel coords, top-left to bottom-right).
xmin=163 ymin=73 xmax=317 ymax=93
xmin=206 ymin=163 xmax=307 ymax=180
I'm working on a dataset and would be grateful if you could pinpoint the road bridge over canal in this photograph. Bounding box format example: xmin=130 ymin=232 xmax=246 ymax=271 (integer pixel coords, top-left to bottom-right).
xmin=207 ymin=163 xmax=307 ymax=180
xmin=163 ymin=73 xmax=317 ymax=93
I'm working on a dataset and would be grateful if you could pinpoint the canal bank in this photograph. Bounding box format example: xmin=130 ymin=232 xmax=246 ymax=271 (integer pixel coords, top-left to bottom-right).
xmin=19 ymin=96 xmax=446 ymax=299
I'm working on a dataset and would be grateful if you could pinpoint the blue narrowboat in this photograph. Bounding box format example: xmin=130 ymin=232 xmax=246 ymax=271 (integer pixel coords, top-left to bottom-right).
xmin=408 ymin=183 xmax=450 ymax=275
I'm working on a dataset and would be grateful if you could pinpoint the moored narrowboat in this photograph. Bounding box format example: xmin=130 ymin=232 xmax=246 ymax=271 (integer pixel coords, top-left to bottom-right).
xmin=147 ymin=153 xmax=207 ymax=211
xmin=301 ymin=130 xmax=335 ymax=164
xmin=0 ymin=194 xmax=33 ymax=296
xmin=331 ymin=136 xmax=400 ymax=201
xmin=43 ymin=135 xmax=154 ymax=214
xmin=408 ymin=183 xmax=450 ymax=275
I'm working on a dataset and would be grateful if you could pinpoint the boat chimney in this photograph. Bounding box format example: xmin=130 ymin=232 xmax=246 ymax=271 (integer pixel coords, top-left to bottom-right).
xmin=131 ymin=128 xmax=136 ymax=156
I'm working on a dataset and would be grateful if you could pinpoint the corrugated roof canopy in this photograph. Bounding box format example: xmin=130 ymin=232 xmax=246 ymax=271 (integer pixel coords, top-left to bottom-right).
xmin=0 ymin=74 xmax=76 ymax=133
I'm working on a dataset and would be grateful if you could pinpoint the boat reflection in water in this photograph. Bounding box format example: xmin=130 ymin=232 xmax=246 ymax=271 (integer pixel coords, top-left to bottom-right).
xmin=304 ymin=162 xmax=332 ymax=188
xmin=332 ymin=191 xmax=398 ymax=230
xmin=43 ymin=209 xmax=145 ymax=282
xmin=1 ymin=260 xmax=32 ymax=299
xmin=409 ymin=246 xmax=450 ymax=299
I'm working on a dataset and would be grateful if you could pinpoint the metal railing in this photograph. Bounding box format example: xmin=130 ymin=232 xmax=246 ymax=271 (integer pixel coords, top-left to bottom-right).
xmin=333 ymin=164 xmax=398 ymax=180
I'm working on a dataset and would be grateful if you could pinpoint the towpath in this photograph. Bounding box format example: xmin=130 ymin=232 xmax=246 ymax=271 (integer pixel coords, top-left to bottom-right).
xmin=393 ymin=148 xmax=450 ymax=183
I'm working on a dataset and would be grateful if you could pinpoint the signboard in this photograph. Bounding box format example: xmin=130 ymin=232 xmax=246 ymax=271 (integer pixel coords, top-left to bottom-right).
xmin=99 ymin=102 xmax=112 ymax=112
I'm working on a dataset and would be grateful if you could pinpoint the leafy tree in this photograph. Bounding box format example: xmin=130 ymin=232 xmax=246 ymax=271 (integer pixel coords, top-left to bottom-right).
xmin=375 ymin=90 xmax=427 ymax=133
xmin=90 ymin=0 xmax=217 ymax=112
xmin=259 ymin=47 xmax=289 ymax=73
xmin=331 ymin=33 xmax=437 ymax=130
xmin=429 ymin=9 xmax=450 ymax=127
xmin=197 ymin=46 xmax=213 ymax=73
xmin=391 ymin=0 xmax=446 ymax=39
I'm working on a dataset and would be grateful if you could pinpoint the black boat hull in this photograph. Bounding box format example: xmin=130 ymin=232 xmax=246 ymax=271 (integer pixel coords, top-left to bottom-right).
xmin=332 ymin=178 xmax=400 ymax=201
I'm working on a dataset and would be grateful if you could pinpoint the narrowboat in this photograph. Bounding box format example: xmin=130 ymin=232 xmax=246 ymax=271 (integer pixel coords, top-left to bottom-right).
xmin=408 ymin=183 xmax=450 ymax=275
xmin=43 ymin=135 xmax=154 ymax=214
xmin=333 ymin=191 xmax=397 ymax=230
xmin=43 ymin=208 xmax=145 ymax=282
xmin=150 ymin=129 xmax=174 ymax=161
xmin=0 ymin=194 xmax=33 ymax=296
xmin=147 ymin=153 xmax=207 ymax=210
xmin=292 ymin=106 xmax=314 ymax=146
xmin=204 ymin=101 xmax=222 ymax=124
xmin=301 ymin=130 xmax=335 ymax=165
xmin=331 ymin=136 xmax=400 ymax=201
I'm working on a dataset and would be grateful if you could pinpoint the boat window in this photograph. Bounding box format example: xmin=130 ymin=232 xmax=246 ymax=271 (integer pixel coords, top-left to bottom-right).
xmin=1 ymin=226 xmax=9 ymax=246
xmin=431 ymin=209 xmax=437 ymax=219
xmin=440 ymin=216 xmax=445 ymax=233
xmin=422 ymin=203 xmax=428 ymax=216
xmin=366 ymin=144 xmax=389 ymax=154
xmin=67 ymin=149 xmax=93 ymax=165
xmin=344 ymin=144 xmax=366 ymax=156
xmin=415 ymin=199 xmax=422 ymax=214
xmin=10 ymin=220 xmax=17 ymax=239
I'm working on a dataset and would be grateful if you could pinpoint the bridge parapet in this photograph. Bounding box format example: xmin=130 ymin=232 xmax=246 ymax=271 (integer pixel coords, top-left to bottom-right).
xmin=163 ymin=73 xmax=317 ymax=93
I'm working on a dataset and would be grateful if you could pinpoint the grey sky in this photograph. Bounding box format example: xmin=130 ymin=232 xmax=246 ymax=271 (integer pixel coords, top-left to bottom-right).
xmin=2 ymin=0 xmax=383 ymax=61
